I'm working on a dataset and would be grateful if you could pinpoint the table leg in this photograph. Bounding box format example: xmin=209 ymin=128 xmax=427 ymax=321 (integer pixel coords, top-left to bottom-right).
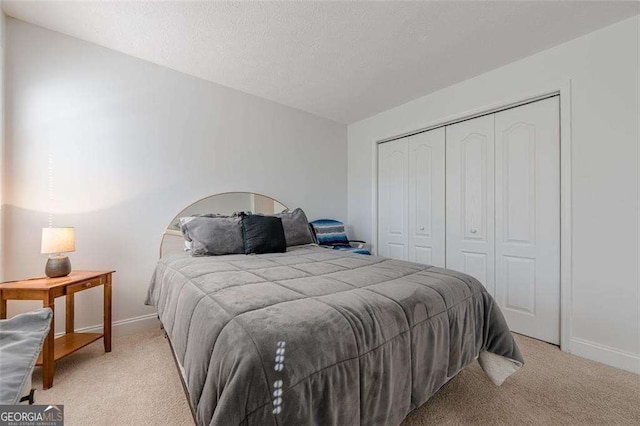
xmin=65 ymin=292 xmax=74 ymax=334
xmin=104 ymin=274 xmax=112 ymax=353
xmin=0 ymin=291 xmax=6 ymax=320
xmin=42 ymin=292 xmax=55 ymax=389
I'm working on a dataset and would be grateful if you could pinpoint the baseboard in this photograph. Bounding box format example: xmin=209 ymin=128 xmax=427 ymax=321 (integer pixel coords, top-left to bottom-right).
xmin=570 ymin=337 xmax=640 ymax=374
xmin=54 ymin=313 xmax=160 ymax=339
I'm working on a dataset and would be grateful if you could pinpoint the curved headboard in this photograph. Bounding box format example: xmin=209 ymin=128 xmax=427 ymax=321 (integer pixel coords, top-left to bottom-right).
xmin=159 ymin=192 xmax=288 ymax=258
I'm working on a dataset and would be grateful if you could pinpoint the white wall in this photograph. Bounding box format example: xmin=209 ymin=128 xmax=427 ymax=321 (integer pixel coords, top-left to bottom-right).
xmin=0 ymin=11 xmax=6 ymax=282
xmin=3 ymin=19 xmax=347 ymax=335
xmin=348 ymin=16 xmax=640 ymax=372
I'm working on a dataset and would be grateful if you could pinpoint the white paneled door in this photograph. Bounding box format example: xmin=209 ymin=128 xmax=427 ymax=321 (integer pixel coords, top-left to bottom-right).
xmin=378 ymin=97 xmax=560 ymax=344
xmin=378 ymin=129 xmax=446 ymax=264
xmin=408 ymin=128 xmax=446 ymax=267
xmin=378 ymin=138 xmax=409 ymax=260
xmin=446 ymin=115 xmax=496 ymax=294
xmin=494 ymin=97 xmax=560 ymax=344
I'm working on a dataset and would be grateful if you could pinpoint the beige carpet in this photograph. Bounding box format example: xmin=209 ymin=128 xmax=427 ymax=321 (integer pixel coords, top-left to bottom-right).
xmin=33 ymin=329 xmax=639 ymax=426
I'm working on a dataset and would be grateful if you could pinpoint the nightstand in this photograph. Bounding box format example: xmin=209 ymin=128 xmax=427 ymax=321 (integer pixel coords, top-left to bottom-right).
xmin=0 ymin=271 xmax=114 ymax=389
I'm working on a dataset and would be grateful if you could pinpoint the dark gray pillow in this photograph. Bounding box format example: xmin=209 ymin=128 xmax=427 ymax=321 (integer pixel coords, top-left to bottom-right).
xmin=274 ymin=208 xmax=314 ymax=247
xmin=242 ymin=215 xmax=286 ymax=254
xmin=179 ymin=216 xmax=244 ymax=255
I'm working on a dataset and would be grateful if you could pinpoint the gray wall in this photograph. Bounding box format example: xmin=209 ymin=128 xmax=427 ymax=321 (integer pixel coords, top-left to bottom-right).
xmin=0 ymin=12 xmax=5 ymax=282
xmin=2 ymin=19 xmax=347 ymax=334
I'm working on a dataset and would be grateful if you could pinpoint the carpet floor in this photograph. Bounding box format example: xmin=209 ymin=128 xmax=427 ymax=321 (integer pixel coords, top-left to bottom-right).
xmin=32 ymin=329 xmax=639 ymax=425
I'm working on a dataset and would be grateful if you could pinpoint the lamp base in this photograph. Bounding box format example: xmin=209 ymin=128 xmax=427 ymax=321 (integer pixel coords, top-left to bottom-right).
xmin=45 ymin=256 xmax=71 ymax=278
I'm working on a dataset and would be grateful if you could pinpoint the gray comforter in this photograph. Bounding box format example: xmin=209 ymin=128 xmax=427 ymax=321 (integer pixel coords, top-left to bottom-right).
xmin=146 ymin=245 xmax=523 ymax=426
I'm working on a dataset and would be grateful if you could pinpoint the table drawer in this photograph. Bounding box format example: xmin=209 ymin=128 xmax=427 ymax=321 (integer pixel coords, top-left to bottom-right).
xmin=67 ymin=275 xmax=108 ymax=294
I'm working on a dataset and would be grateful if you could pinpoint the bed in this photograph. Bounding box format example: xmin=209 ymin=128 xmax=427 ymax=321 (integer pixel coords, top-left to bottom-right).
xmin=146 ymin=193 xmax=523 ymax=426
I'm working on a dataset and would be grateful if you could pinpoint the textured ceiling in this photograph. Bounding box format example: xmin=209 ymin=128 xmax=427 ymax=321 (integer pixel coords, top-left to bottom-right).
xmin=2 ymin=1 xmax=638 ymax=123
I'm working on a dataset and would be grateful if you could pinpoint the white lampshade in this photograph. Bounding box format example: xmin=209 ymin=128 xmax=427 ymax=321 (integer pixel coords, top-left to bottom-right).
xmin=41 ymin=227 xmax=75 ymax=254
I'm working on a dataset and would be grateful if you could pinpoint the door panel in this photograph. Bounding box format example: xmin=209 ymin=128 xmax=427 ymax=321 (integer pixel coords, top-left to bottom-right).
xmin=503 ymin=256 xmax=536 ymax=314
xmin=462 ymin=135 xmax=489 ymax=242
xmin=408 ymin=128 xmax=446 ymax=267
xmin=414 ymin=247 xmax=433 ymax=265
xmin=462 ymin=251 xmax=488 ymax=285
xmin=495 ymin=97 xmax=560 ymax=344
xmin=446 ymin=115 xmax=496 ymax=294
xmin=378 ymin=138 xmax=409 ymax=260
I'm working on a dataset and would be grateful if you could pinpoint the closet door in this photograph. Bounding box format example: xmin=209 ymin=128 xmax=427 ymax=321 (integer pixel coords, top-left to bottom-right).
xmin=446 ymin=115 xmax=496 ymax=294
xmin=495 ymin=97 xmax=560 ymax=344
xmin=408 ymin=129 xmax=446 ymax=267
xmin=377 ymin=138 xmax=409 ymax=260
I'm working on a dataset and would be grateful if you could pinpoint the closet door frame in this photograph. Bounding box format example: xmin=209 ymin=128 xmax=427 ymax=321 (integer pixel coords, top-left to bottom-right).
xmin=372 ymin=81 xmax=572 ymax=352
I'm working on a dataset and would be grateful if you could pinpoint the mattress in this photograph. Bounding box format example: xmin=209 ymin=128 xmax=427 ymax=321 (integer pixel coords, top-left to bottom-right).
xmin=146 ymin=245 xmax=523 ymax=425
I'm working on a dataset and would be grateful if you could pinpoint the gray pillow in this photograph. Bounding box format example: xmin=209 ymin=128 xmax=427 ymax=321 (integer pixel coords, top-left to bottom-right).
xmin=274 ymin=208 xmax=314 ymax=247
xmin=179 ymin=216 xmax=244 ymax=255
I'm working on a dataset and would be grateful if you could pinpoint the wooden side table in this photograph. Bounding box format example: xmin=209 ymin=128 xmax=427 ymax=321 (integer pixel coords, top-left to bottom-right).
xmin=0 ymin=271 xmax=114 ymax=389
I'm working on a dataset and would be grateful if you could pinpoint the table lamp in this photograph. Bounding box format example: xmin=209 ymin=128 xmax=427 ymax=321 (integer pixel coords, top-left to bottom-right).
xmin=41 ymin=227 xmax=75 ymax=278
